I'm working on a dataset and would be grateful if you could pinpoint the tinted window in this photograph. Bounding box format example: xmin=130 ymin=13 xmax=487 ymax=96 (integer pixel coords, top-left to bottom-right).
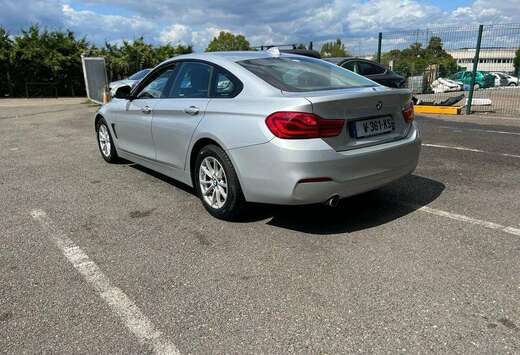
xmin=169 ymin=62 xmax=211 ymax=98
xmin=357 ymin=62 xmax=386 ymax=75
xmin=136 ymin=68 xmax=176 ymax=99
xmin=238 ymin=57 xmax=375 ymax=92
xmin=213 ymin=70 xmax=240 ymax=98
xmin=341 ymin=61 xmax=357 ymax=72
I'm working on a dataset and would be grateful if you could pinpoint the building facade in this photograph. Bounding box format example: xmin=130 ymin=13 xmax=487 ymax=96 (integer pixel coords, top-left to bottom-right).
xmin=447 ymin=48 xmax=517 ymax=74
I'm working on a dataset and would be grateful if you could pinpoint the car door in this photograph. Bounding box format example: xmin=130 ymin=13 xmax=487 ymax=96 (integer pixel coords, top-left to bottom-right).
xmin=497 ymin=73 xmax=508 ymax=87
xmin=151 ymin=61 xmax=212 ymax=169
xmin=114 ymin=66 xmax=177 ymax=159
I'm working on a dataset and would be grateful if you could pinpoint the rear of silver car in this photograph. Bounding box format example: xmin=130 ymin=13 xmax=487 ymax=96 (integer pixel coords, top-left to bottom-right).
xmin=229 ymin=87 xmax=420 ymax=205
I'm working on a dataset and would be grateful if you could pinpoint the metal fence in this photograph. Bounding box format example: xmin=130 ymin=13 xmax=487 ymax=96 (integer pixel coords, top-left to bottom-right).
xmin=313 ymin=24 xmax=520 ymax=116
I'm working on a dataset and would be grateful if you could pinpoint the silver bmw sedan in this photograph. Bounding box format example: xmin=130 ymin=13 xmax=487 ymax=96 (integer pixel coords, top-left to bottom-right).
xmin=95 ymin=50 xmax=420 ymax=219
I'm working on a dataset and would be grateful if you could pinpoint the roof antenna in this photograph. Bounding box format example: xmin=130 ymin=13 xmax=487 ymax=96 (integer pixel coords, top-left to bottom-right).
xmin=266 ymin=47 xmax=280 ymax=57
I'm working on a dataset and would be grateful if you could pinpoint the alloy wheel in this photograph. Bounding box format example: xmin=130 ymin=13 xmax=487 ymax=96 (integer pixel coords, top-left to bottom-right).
xmin=98 ymin=124 xmax=111 ymax=157
xmin=199 ymin=156 xmax=228 ymax=209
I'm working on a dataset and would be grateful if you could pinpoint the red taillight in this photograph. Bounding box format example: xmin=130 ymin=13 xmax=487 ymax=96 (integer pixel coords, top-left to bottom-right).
xmin=402 ymin=102 xmax=415 ymax=123
xmin=265 ymin=112 xmax=344 ymax=139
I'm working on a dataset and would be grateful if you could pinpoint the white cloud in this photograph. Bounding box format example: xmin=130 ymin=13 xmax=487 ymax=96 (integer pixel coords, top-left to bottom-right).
xmin=1 ymin=0 xmax=519 ymax=51
xmin=191 ymin=27 xmax=232 ymax=48
xmin=347 ymin=0 xmax=441 ymax=32
xmin=62 ymin=4 xmax=155 ymax=43
xmin=0 ymin=0 xmax=64 ymax=31
xmin=344 ymin=0 xmax=520 ymax=38
xmin=159 ymin=24 xmax=191 ymax=44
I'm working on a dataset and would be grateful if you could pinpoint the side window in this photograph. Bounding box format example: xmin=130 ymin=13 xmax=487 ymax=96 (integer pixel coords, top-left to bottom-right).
xmin=342 ymin=61 xmax=357 ymax=73
xmin=169 ymin=62 xmax=211 ymax=98
xmin=213 ymin=71 xmax=237 ymax=97
xmin=357 ymin=62 xmax=386 ymax=76
xmin=136 ymin=67 xmax=176 ymax=99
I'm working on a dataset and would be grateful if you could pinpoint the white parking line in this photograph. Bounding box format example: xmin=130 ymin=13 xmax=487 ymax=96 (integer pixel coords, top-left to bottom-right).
xmin=30 ymin=209 xmax=180 ymax=355
xmin=413 ymin=205 xmax=520 ymax=237
xmin=423 ymin=143 xmax=520 ymax=159
xmin=439 ymin=126 xmax=520 ymax=136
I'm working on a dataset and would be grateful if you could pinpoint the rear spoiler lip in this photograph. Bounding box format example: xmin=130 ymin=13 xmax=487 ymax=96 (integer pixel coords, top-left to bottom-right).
xmin=281 ymin=86 xmax=411 ymax=99
xmin=306 ymin=90 xmax=412 ymax=105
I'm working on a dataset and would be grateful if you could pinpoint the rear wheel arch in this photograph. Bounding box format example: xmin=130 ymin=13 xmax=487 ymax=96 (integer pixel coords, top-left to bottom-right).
xmin=193 ymin=143 xmax=246 ymax=220
xmin=189 ymin=138 xmax=245 ymax=194
xmin=189 ymin=138 xmax=222 ymax=186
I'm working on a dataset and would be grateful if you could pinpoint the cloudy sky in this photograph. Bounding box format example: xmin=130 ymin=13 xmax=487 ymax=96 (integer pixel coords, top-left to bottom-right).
xmin=0 ymin=0 xmax=519 ymax=50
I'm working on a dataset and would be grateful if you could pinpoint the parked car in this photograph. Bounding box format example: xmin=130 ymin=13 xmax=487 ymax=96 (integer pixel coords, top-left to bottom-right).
xmin=96 ymin=51 xmax=420 ymax=219
xmin=324 ymin=57 xmax=406 ymax=88
xmin=431 ymin=77 xmax=463 ymax=93
xmin=280 ymin=48 xmax=321 ymax=59
xmin=498 ymin=72 xmax=519 ymax=86
xmin=491 ymin=72 xmax=509 ymax=87
xmin=450 ymin=71 xmax=495 ymax=89
xmin=109 ymin=68 xmax=151 ymax=96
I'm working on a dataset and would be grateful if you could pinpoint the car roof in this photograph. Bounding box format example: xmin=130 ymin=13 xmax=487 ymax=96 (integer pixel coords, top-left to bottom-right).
xmin=280 ymin=49 xmax=322 ymax=59
xmin=323 ymin=57 xmax=356 ymax=64
xmin=165 ymin=51 xmax=310 ymax=64
xmin=156 ymin=51 xmax=328 ymax=97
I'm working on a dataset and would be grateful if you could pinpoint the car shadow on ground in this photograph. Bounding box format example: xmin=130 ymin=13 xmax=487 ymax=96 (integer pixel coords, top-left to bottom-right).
xmin=262 ymin=175 xmax=445 ymax=234
xmin=129 ymin=164 xmax=444 ymax=235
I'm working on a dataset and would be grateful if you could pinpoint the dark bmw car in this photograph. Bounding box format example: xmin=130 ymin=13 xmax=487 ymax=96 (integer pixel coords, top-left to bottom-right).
xmin=324 ymin=57 xmax=406 ymax=88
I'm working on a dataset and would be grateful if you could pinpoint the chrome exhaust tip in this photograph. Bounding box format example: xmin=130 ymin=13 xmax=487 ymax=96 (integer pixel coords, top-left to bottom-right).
xmin=324 ymin=195 xmax=340 ymax=208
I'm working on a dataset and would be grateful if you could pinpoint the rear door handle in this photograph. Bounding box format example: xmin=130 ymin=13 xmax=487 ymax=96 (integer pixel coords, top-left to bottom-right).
xmin=141 ymin=105 xmax=152 ymax=114
xmin=184 ymin=106 xmax=200 ymax=115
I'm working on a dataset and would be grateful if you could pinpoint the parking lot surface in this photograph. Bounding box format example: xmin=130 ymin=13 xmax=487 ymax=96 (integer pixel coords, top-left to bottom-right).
xmin=1 ymin=98 xmax=519 ymax=354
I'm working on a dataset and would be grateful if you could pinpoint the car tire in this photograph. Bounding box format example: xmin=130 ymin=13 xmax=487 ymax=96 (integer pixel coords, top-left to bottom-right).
xmin=509 ymin=83 xmax=517 ymax=86
xmin=96 ymin=118 xmax=119 ymax=163
xmin=195 ymin=144 xmax=246 ymax=220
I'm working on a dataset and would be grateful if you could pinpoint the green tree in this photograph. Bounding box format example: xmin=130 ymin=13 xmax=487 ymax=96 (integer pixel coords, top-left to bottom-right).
xmin=205 ymin=31 xmax=250 ymax=52
xmin=10 ymin=25 xmax=89 ymax=96
xmin=0 ymin=25 xmax=193 ymax=97
xmin=381 ymin=37 xmax=458 ymax=78
xmin=154 ymin=43 xmax=192 ymax=63
xmin=320 ymin=39 xmax=349 ymax=58
xmin=89 ymin=39 xmax=192 ymax=81
xmin=514 ymin=48 xmax=520 ymax=77
xmin=0 ymin=27 xmax=13 ymax=96
xmin=424 ymin=36 xmax=458 ymax=77
xmin=118 ymin=37 xmax=156 ymax=75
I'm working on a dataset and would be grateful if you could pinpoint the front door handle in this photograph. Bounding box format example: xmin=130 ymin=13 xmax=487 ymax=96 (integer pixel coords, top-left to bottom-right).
xmin=184 ymin=106 xmax=200 ymax=115
xmin=141 ymin=105 xmax=152 ymax=114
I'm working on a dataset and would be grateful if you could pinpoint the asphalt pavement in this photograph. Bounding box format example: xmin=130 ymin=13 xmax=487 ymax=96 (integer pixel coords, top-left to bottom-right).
xmin=1 ymin=99 xmax=519 ymax=354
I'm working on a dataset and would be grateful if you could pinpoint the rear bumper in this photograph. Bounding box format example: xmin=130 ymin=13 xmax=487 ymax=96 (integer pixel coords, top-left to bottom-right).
xmin=229 ymin=122 xmax=421 ymax=205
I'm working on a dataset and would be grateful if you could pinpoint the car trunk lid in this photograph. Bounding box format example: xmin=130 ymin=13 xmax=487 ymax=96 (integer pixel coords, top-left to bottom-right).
xmin=286 ymin=87 xmax=412 ymax=151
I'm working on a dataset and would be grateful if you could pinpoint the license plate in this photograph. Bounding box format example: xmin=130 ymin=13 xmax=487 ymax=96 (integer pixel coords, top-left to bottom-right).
xmin=353 ymin=116 xmax=395 ymax=138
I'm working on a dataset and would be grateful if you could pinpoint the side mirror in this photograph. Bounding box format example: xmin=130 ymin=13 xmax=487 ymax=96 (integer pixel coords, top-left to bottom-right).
xmin=114 ymin=85 xmax=132 ymax=100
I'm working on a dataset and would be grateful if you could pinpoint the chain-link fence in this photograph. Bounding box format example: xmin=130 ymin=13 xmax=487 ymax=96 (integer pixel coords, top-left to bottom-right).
xmin=320 ymin=24 xmax=520 ymax=117
xmin=379 ymin=25 xmax=520 ymax=116
xmin=303 ymin=24 xmax=519 ymax=116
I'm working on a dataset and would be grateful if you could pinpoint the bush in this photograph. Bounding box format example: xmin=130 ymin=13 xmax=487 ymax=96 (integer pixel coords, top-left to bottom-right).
xmin=0 ymin=25 xmax=193 ymax=97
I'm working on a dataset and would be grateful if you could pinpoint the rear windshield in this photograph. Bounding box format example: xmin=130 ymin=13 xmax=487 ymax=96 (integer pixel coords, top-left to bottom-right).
xmin=238 ymin=56 xmax=376 ymax=92
xmin=128 ymin=69 xmax=151 ymax=81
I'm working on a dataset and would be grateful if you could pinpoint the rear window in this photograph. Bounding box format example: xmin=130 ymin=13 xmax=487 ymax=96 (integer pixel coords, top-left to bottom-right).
xmin=128 ymin=69 xmax=151 ymax=81
xmin=238 ymin=56 xmax=376 ymax=92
